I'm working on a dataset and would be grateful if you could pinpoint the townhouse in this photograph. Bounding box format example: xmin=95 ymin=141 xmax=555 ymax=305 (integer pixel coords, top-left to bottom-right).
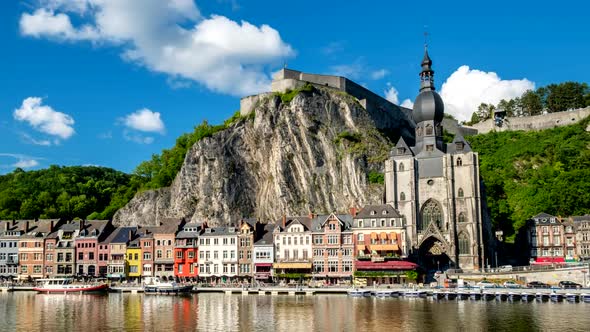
xmin=126 ymin=234 xmax=142 ymax=282
xmin=238 ymin=219 xmax=256 ymax=281
xmin=574 ymin=215 xmax=590 ymax=260
xmin=0 ymin=220 xmax=25 ymax=279
xmin=75 ymin=220 xmax=113 ymax=277
xmin=139 ymin=229 xmax=154 ymax=279
xmin=311 ymin=213 xmax=354 ymax=285
xmin=527 ymin=213 xmax=569 ymax=264
xmin=198 ymin=227 xmax=238 ymax=283
xmin=153 ymin=219 xmax=183 ymax=281
xmin=19 ymin=219 xmax=60 ymax=280
xmin=174 ymin=222 xmax=203 ymax=281
xmin=253 ymin=224 xmax=275 ymax=282
xmin=105 ymin=227 xmax=135 ymax=280
xmin=272 ymin=216 xmax=313 ymax=282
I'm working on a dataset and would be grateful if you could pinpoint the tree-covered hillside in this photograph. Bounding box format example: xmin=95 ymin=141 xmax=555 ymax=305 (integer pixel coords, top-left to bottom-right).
xmin=467 ymin=117 xmax=590 ymax=241
xmin=0 ymin=166 xmax=140 ymax=220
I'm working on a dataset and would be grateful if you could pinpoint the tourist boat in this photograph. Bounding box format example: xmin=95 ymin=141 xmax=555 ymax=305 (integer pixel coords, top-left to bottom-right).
xmin=565 ymin=293 xmax=579 ymax=302
xmin=143 ymin=277 xmax=193 ymax=295
xmin=432 ymin=291 xmax=445 ymax=300
xmin=456 ymin=291 xmax=469 ymax=300
xmin=347 ymin=288 xmax=371 ymax=297
xmin=34 ymin=278 xmax=109 ymax=294
xmin=580 ymin=293 xmax=590 ymax=303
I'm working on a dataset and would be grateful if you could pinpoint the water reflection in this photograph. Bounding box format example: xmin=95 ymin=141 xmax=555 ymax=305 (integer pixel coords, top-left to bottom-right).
xmin=1 ymin=292 xmax=590 ymax=331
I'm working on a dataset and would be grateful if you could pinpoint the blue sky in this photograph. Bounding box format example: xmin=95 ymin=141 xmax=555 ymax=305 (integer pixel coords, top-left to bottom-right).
xmin=1 ymin=0 xmax=588 ymax=174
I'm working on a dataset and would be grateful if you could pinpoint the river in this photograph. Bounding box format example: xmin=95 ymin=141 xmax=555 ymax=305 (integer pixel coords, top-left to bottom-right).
xmin=1 ymin=292 xmax=589 ymax=331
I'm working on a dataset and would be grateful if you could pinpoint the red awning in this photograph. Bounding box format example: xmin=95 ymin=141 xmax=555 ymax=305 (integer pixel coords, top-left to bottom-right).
xmin=355 ymin=260 xmax=418 ymax=271
xmin=533 ymin=257 xmax=565 ymax=264
xmin=255 ymin=263 xmax=273 ymax=267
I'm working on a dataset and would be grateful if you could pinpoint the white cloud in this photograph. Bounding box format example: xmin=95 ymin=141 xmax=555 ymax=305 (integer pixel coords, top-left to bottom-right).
xmin=0 ymin=153 xmax=41 ymax=169
xmin=321 ymin=41 xmax=345 ymax=55
xmin=19 ymin=1 xmax=293 ymax=96
xmin=123 ymin=130 xmax=155 ymax=144
xmin=123 ymin=108 xmax=165 ymax=134
xmin=370 ymin=69 xmax=389 ymax=80
xmin=20 ymin=132 xmax=53 ymax=146
xmin=439 ymin=65 xmax=534 ymax=121
xmin=384 ymin=85 xmax=399 ymax=105
xmin=13 ymin=97 xmax=75 ymax=142
xmin=400 ymin=99 xmax=414 ymax=109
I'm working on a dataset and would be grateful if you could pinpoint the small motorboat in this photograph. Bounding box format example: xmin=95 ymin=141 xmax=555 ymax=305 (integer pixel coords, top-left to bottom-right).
xmin=580 ymin=293 xmax=590 ymax=303
xmin=432 ymin=291 xmax=445 ymax=300
xmin=565 ymin=293 xmax=579 ymax=302
xmin=520 ymin=293 xmax=535 ymax=302
xmin=469 ymin=290 xmax=482 ymax=300
xmin=535 ymin=293 xmax=549 ymax=302
xmin=508 ymin=292 xmax=521 ymax=301
xmin=550 ymin=293 xmax=563 ymax=302
xmin=34 ymin=278 xmax=109 ymax=294
xmin=457 ymin=291 xmax=469 ymax=300
xmin=347 ymin=288 xmax=371 ymax=297
xmin=482 ymin=292 xmax=495 ymax=301
xmin=374 ymin=290 xmax=396 ymax=298
xmin=143 ymin=277 xmax=193 ymax=295
xmin=445 ymin=291 xmax=457 ymax=300
xmin=495 ymin=292 xmax=508 ymax=301
xmin=403 ymin=290 xmax=427 ymax=298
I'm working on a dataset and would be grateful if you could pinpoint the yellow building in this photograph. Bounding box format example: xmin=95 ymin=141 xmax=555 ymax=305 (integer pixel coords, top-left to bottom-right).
xmin=126 ymin=239 xmax=142 ymax=280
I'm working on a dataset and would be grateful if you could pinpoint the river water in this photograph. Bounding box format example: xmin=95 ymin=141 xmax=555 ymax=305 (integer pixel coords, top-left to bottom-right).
xmin=1 ymin=292 xmax=589 ymax=331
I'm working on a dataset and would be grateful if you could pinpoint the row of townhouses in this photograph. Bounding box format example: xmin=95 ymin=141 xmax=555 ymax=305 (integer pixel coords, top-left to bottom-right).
xmin=0 ymin=205 xmax=422 ymax=286
xmin=526 ymin=213 xmax=590 ymax=263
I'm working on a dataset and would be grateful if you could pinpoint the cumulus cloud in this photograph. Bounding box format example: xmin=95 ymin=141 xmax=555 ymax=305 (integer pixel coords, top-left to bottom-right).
xmin=384 ymin=85 xmax=399 ymax=105
xmin=19 ymin=1 xmax=293 ymax=96
xmin=370 ymin=69 xmax=389 ymax=80
xmin=439 ymin=65 xmax=534 ymax=121
xmin=13 ymin=97 xmax=75 ymax=143
xmin=0 ymin=153 xmax=41 ymax=169
xmin=123 ymin=108 xmax=165 ymax=134
xmin=400 ymin=99 xmax=414 ymax=109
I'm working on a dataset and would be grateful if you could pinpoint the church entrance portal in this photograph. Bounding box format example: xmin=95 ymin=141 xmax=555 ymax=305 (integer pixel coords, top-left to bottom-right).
xmin=418 ymin=236 xmax=452 ymax=283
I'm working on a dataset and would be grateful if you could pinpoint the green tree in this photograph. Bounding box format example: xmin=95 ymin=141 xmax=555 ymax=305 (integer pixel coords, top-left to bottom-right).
xmin=546 ymin=82 xmax=588 ymax=112
xmin=519 ymin=90 xmax=543 ymax=116
xmin=469 ymin=112 xmax=481 ymax=125
xmin=477 ymin=103 xmax=495 ymax=121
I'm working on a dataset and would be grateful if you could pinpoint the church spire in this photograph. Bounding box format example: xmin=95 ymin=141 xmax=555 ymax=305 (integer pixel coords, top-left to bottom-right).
xmin=419 ymin=45 xmax=435 ymax=92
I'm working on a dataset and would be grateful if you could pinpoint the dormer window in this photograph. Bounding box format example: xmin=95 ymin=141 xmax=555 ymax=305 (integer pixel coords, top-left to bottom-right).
xmin=456 ymin=142 xmax=464 ymax=151
xmin=426 ymin=145 xmax=434 ymax=152
xmin=370 ymin=211 xmax=376 ymax=216
xmin=358 ymin=220 xmax=364 ymax=227
xmin=397 ymin=147 xmax=406 ymax=154
xmin=382 ymin=210 xmax=387 ymax=215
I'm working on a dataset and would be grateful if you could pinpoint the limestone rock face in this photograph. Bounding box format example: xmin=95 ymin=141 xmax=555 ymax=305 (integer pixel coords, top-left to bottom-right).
xmin=113 ymin=88 xmax=413 ymax=226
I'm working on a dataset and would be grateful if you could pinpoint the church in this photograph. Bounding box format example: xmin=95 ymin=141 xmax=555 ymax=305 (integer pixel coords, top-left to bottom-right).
xmin=385 ymin=48 xmax=492 ymax=271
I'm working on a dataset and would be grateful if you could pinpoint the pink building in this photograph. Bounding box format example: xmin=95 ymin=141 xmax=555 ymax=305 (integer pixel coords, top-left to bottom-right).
xmin=75 ymin=220 xmax=113 ymax=277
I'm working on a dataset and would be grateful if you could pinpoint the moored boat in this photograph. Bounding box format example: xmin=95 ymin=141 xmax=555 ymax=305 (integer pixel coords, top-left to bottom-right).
xmin=347 ymin=288 xmax=371 ymax=297
xmin=403 ymin=290 xmax=427 ymax=298
xmin=34 ymin=278 xmax=109 ymax=294
xmin=565 ymin=293 xmax=579 ymax=302
xmin=581 ymin=293 xmax=590 ymax=303
xmin=374 ymin=290 xmax=396 ymax=298
xmin=550 ymin=293 xmax=563 ymax=302
xmin=143 ymin=277 xmax=193 ymax=295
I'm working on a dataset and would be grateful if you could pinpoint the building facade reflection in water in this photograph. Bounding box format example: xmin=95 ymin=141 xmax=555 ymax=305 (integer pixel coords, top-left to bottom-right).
xmin=1 ymin=293 xmax=590 ymax=331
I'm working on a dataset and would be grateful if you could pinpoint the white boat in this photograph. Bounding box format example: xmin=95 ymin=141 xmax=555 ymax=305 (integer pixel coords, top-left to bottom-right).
xmin=347 ymin=288 xmax=371 ymax=297
xmin=143 ymin=277 xmax=193 ymax=295
xmin=580 ymin=293 xmax=590 ymax=303
xmin=34 ymin=278 xmax=109 ymax=294
xmin=565 ymin=293 xmax=579 ymax=302
xmin=403 ymin=290 xmax=427 ymax=298
xmin=374 ymin=290 xmax=397 ymax=298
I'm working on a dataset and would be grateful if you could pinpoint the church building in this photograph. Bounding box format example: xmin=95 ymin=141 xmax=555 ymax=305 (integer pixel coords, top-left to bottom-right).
xmin=384 ymin=48 xmax=491 ymax=271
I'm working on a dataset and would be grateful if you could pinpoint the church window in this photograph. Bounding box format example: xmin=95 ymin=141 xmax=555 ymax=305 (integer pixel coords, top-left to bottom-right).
xmin=458 ymin=213 xmax=466 ymax=223
xmin=456 ymin=157 xmax=463 ymax=166
xmin=425 ymin=124 xmax=433 ymax=135
xmin=416 ymin=127 xmax=423 ymax=136
xmin=426 ymin=145 xmax=434 ymax=152
xmin=400 ymin=192 xmax=406 ymax=201
xmin=458 ymin=188 xmax=464 ymax=198
xmin=458 ymin=233 xmax=470 ymax=255
xmin=399 ymin=163 xmax=404 ymax=171
xmin=397 ymin=147 xmax=406 ymax=154
xmin=419 ymin=200 xmax=443 ymax=231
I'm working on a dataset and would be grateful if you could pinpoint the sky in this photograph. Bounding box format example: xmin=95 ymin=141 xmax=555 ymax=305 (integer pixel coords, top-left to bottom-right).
xmin=1 ymin=0 xmax=588 ymax=174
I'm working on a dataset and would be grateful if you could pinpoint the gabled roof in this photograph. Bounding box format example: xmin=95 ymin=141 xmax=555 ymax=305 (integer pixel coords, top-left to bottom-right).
xmin=254 ymin=223 xmax=276 ymax=245
xmin=150 ymin=218 xmax=184 ymax=235
xmin=103 ymin=226 xmax=136 ymax=244
xmin=392 ymin=137 xmax=414 ymax=156
xmin=447 ymin=133 xmax=472 ymax=153
xmin=275 ymin=216 xmax=312 ymax=232
xmin=571 ymin=215 xmax=590 ymax=222
xmin=21 ymin=219 xmax=61 ymax=239
xmin=311 ymin=213 xmax=353 ymax=232
xmin=176 ymin=222 xmax=204 ymax=239
xmin=354 ymin=204 xmax=401 ymax=219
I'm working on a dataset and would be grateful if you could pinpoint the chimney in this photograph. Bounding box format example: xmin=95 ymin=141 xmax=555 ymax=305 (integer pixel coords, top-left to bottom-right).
xmin=79 ymin=219 xmax=85 ymax=232
xmin=282 ymin=215 xmax=286 ymax=228
xmin=349 ymin=207 xmax=357 ymax=217
xmin=128 ymin=229 xmax=133 ymax=241
xmin=4 ymin=222 xmax=8 ymax=231
xmin=50 ymin=220 xmax=55 ymax=232
xmin=25 ymin=221 xmax=30 ymax=233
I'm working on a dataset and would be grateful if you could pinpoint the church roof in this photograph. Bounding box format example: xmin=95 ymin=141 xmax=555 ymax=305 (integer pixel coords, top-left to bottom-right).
xmin=393 ymin=137 xmax=414 ymax=156
xmin=446 ymin=133 xmax=472 ymax=153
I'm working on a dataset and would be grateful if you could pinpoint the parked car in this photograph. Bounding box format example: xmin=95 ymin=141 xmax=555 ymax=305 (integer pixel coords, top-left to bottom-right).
xmin=498 ymin=265 xmax=513 ymax=272
xmin=526 ymin=281 xmax=550 ymax=289
xmin=476 ymin=280 xmax=498 ymax=288
xmin=502 ymin=281 xmax=521 ymax=288
xmin=558 ymin=281 xmax=582 ymax=289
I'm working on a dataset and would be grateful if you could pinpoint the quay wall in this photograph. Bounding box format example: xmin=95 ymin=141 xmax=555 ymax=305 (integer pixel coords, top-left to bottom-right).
xmin=448 ymin=265 xmax=590 ymax=285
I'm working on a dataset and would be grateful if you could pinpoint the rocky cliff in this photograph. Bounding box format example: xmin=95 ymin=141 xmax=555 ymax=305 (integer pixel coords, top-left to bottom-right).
xmin=113 ymin=87 xmax=414 ymax=226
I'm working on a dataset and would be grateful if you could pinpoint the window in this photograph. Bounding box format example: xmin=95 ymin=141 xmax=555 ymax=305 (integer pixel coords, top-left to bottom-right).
xmin=156 ymin=250 xmax=163 ymax=259
xmin=302 ymin=250 xmax=308 ymax=260
xmin=327 ymin=249 xmax=338 ymax=256
xmin=371 ymin=220 xmax=376 ymax=227
xmin=78 ymin=252 xmax=84 ymax=261
xmin=456 ymin=142 xmax=464 ymax=152
xmin=178 ymin=264 xmax=183 ymax=274
xmin=166 ymin=250 xmax=172 ymax=259
xmin=283 ymin=249 xmax=289 ymax=260
xmin=380 ymin=219 xmax=385 ymax=227
xmin=343 ymin=260 xmax=352 ymax=272
xmin=397 ymin=147 xmax=406 ymax=154
xmin=419 ymin=200 xmax=443 ymax=231
xmin=425 ymin=124 xmax=433 ymax=135
xmin=400 ymin=192 xmax=405 ymax=201
xmin=314 ymin=236 xmax=323 ymax=245
xmin=399 ymin=163 xmax=405 ymax=171
xmin=456 ymin=157 xmax=463 ymax=166
xmin=426 ymin=145 xmax=434 ymax=152
xmin=294 ymin=237 xmax=297 ymax=245
xmin=46 ymin=254 xmax=53 ymax=262
xmin=357 ymin=234 xmax=364 ymax=242
xmin=458 ymin=233 xmax=470 ymax=255
xmin=327 ymin=235 xmax=338 ymax=245
xmin=306 ymin=236 xmax=310 ymax=245
xmin=313 ymin=260 xmax=324 ymax=273
xmin=458 ymin=213 xmax=466 ymax=223
xmin=554 ymin=237 xmax=561 ymax=246
xmin=358 ymin=220 xmax=364 ymax=228
xmin=188 ymin=251 xmax=194 ymax=259
xmin=328 ymin=260 xmax=338 ymax=273
xmin=214 ymin=251 xmax=219 ymax=259
xmin=176 ymin=251 xmax=183 ymax=259
xmin=458 ymin=188 xmax=464 ymax=198
xmin=329 ymin=223 xmax=336 ymax=231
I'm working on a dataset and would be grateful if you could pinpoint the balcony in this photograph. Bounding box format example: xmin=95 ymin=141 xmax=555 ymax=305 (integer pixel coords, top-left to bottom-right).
xmin=7 ymin=258 xmax=18 ymax=265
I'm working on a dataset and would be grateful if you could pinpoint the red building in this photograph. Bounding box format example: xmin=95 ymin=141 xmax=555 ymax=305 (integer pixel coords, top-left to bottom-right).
xmin=174 ymin=222 xmax=203 ymax=280
xmin=75 ymin=220 xmax=113 ymax=277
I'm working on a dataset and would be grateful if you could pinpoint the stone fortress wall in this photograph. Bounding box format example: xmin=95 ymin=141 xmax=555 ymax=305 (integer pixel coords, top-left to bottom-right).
xmin=469 ymin=107 xmax=590 ymax=135
xmin=240 ymin=68 xmax=475 ymax=137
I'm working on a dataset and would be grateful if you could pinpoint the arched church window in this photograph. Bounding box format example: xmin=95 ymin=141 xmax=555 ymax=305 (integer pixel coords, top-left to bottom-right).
xmin=458 ymin=233 xmax=470 ymax=255
xmin=419 ymin=200 xmax=443 ymax=231
xmin=458 ymin=213 xmax=466 ymax=223
xmin=400 ymin=192 xmax=406 ymax=201
xmin=425 ymin=124 xmax=433 ymax=136
xmin=456 ymin=158 xmax=462 ymax=166
xmin=458 ymin=188 xmax=464 ymax=198
xmin=399 ymin=163 xmax=404 ymax=171
xmin=416 ymin=127 xmax=423 ymax=136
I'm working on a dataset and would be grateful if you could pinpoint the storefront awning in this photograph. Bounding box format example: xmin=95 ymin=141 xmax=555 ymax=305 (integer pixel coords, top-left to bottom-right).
xmin=370 ymin=233 xmax=378 ymax=239
xmin=380 ymin=232 xmax=388 ymax=239
xmin=255 ymin=263 xmax=273 ymax=267
xmin=273 ymin=262 xmax=312 ymax=269
xmin=355 ymin=260 xmax=418 ymax=271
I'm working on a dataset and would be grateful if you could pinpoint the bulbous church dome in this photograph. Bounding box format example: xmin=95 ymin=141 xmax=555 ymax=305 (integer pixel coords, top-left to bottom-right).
xmin=412 ymin=48 xmax=444 ymax=124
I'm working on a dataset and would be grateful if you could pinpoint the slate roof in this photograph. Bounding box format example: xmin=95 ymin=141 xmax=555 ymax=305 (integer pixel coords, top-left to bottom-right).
xmin=150 ymin=218 xmax=184 ymax=235
xmin=200 ymin=227 xmax=238 ymax=237
xmin=20 ymin=219 xmax=61 ymax=239
xmin=176 ymin=222 xmax=204 ymax=239
xmin=254 ymin=223 xmax=276 ymax=246
xmin=571 ymin=215 xmax=590 ymax=222
xmin=354 ymin=205 xmax=402 ymax=219
xmin=0 ymin=220 xmax=27 ymax=237
xmin=103 ymin=226 xmax=136 ymax=244
xmin=311 ymin=214 xmax=353 ymax=232
xmin=274 ymin=216 xmax=312 ymax=232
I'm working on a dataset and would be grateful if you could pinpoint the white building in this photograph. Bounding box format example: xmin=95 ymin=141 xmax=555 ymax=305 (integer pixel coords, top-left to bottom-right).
xmin=198 ymin=227 xmax=238 ymax=282
xmin=273 ymin=217 xmax=313 ymax=279
xmin=253 ymin=224 xmax=275 ymax=281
